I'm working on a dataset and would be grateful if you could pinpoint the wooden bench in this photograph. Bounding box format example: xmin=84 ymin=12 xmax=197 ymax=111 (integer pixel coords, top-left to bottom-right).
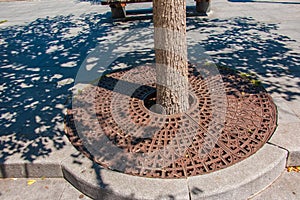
xmin=101 ymin=0 xmax=211 ymax=19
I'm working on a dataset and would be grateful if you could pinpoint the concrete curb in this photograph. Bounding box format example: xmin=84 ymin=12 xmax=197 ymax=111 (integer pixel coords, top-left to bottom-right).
xmin=61 ymin=144 xmax=287 ymax=200
xmin=0 ymin=136 xmax=75 ymax=178
xmin=187 ymin=144 xmax=287 ymax=200
xmin=0 ymin=134 xmax=289 ymax=200
xmin=268 ymin=98 xmax=300 ymax=167
xmin=62 ymin=150 xmax=190 ymax=200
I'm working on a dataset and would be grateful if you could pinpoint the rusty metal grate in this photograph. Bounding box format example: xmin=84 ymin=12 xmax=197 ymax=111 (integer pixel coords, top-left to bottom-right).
xmin=65 ymin=65 xmax=277 ymax=178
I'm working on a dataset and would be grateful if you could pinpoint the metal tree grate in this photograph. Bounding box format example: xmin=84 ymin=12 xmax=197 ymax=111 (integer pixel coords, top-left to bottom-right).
xmin=65 ymin=65 xmax=277 ymax=178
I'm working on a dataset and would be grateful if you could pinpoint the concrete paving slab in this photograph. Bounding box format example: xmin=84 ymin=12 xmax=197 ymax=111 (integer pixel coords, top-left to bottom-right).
xmin=263 ymin=77 xmax=300 ymax=100
xmin=273 ymin=97 xmax=300 ymax=124
xmin=187 ymin=144 xmax=287 ymax=200
xmin=285 ymin=98 xmax=300 ymax=119
xmin=61 ymin=179 xmax=92 ymax=200
xmin=251 ymin=171 xmax=300 ymax=200
xmin=0 ymin=178 xmax=66 ymax=200
xmin=0 ymin=0 xmax=107 ymax=27
xmin=269 ymin=122 xmax=300 ymax=166
xmin=0 ymin=178 xmax=91 ymax=200
xmin=268 ymin=97 xmax=300 ymax=166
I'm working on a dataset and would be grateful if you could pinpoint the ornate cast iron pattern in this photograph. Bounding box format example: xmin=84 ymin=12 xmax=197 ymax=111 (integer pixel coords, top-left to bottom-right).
xmin=65 ymin=66 xmax=277 ymax=178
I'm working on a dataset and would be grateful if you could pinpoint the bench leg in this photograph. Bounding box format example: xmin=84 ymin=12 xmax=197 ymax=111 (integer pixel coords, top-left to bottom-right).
xmin=110 ymin=3 xmax=126 ymax=19
xmin=196 ymin=0 xmax=211 ymax=14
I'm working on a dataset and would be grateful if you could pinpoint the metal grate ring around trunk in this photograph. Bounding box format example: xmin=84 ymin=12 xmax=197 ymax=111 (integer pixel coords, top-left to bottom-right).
xmin=65 ymin=65 xmax=277 ymax=178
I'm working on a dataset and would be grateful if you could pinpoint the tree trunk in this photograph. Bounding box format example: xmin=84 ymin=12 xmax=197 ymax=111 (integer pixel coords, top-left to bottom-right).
xmin=153 ymin=0 xmax=189 ymax=115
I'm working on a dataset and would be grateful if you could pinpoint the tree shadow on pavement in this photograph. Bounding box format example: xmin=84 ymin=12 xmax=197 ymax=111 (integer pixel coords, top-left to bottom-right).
xmin=0 ymin=10 xmax=153 ymax=199
xmin=0 ymin=12 xmax=115 ymax=163
xmin=1 ymin=9 xmax=299 ymax=199
xmin=187 ymin=16 xmax=300 ymax=101
xmin=228 ymin=0 xmax=300 ymax=4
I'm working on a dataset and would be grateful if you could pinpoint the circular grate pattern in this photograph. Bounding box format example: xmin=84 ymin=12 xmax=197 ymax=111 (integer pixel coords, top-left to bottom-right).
xmin=65 ymin=65 xmax=277 ymax=178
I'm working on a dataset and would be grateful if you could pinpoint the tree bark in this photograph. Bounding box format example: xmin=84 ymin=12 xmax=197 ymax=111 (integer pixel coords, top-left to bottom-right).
xmin=153 ymin=0 xmax=189 ymax=115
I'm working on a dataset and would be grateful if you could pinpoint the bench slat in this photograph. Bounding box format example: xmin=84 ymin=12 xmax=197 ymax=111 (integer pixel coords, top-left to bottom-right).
xmin=101 ymin=0 xmax=152 ymax=5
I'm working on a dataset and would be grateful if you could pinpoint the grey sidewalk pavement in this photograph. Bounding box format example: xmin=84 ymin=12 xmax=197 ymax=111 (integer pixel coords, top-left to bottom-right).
xmin=251 ymin=171 xmax=300 ymax=200
xmin=0 ymin=0 xmax=300 ymax=199
xmin=0 ymin=177 xmax=92 ymax=200
xmin=0 ymin=171 xmax=299 ymax=200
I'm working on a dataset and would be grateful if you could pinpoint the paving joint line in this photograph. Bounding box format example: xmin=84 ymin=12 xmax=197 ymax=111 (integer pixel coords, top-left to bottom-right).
xmin=266 ymin=141 xmax=290 ymax=166
xmin=187 ymin=180 xmax=192 ymax=200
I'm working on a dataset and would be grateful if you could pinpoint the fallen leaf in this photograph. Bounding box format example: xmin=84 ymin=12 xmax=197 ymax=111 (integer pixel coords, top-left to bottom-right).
xmin=287 ymin=166 xmax=300 ymax=172
xmin=251 ymin=79 xmax=261 ymax=86
xmin=79 ymin=194 xmax=84 ymax=199
xmin=27 ymin=179 xmax=36 ymax=186
xmin=41 ymin=176 xmax=46 ymax=180
xmin=0 ymin=20 xmax=8 ymax=24
xmin=45 ymin=186 xmax=49 ymax=189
